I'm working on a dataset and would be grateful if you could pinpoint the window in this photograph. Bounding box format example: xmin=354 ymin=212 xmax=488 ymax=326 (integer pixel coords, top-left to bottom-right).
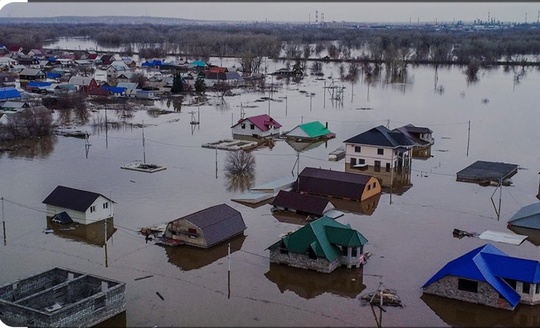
xmin=523 ymin=282 xmax=531 ymax=294
xmin=354 ymin=146 xmax=361 ymax=153
xmin=536 ymin=284 xmax=540 ymax=294
xmin=367 ymin=184 xmax=371 ymax=191
xmin=377 ymin=148 xmax=384 ymax=155
xmin=90 ymin=205 xmax=96 ymax=213
xmin=386 ymin=163 xmax=391 ymax=172
xmin=505 ymin=278 xmax=517 ymax=290
xmin=188 ymin=228 xmax=198 ymax=238
xmin=103 ymin=202 xmax=108 ymax=209
xmin=458 ymin=278 xmax=478 ymax=293
xmin=241 ymin=123 xmax=246 ymax=129
xmin=250 ymin=124 xmax=255 ymax=130
xmin=372 ymin=182 xmax=377 ymax=189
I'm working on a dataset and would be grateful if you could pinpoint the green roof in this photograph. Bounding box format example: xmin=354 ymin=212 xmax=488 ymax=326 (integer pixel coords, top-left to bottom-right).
xmin=272 ymin=216 xmax=368 ymax=261
xmin=300 ymin=121 xmax=333 ymax=138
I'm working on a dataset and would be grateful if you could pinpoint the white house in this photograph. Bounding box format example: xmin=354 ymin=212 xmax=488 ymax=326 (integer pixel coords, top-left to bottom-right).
xmin=42 ymin=185 xmax=114 ymax=225
xmin=231 ymin=114 xmax=282 ymax=138
xmin=343 ymin=125 xmax=414 ymax=171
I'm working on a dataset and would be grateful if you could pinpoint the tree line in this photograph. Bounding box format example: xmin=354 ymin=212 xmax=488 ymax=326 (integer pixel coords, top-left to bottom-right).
xmin=2 ymin=22 xmax=540 ymax=66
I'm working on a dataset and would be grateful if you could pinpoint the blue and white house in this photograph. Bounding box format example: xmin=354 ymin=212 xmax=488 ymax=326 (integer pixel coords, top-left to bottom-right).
xmin=422 ymin=244 xmax=540 ymax=310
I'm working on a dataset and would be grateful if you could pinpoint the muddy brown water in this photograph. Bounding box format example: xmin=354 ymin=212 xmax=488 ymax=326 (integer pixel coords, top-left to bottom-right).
xmin=1 ymin=62 xmax=540 ymax=327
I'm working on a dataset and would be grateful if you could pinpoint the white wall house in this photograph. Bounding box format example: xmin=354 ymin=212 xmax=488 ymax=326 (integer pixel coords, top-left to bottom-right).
xmin=343 ymin=125 xmax=414 ymax=171
xmin=231 ymin=114 xmax=282 ymax=138
xmin=42 ymin=186 xmax=114 ymax=225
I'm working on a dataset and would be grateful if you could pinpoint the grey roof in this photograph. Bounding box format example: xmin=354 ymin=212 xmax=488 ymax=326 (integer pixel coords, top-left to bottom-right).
xmin=456 ymin=160 xmax=518 ymax=182
xmin=42 ymin=185 xmax=112 ymax=212
xmin=19 ymin=68 xmax=45 ymax=76
xmin=508 ymin=202 xmax=540 ymax=229
xmin=271 ymin=190 xmax=333 ymax=217
xmin=179 ymin=203 xmax=246 ymax=248
xmin=394 ymin=124 xmax=433 ymax=146
xmin=295 ymin=167 xmax=373 ymax=200
xmin=344 ymin=125 xmax=414 ymax=148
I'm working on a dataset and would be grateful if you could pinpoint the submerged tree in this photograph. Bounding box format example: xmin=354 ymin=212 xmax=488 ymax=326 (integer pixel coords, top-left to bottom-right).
xmin=224 ymin=150 xmax=256 ymax=192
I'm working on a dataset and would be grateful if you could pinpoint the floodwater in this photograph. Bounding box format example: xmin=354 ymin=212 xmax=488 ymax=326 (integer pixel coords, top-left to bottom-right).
xmin=2 ymin=54 xmax=540 ymax=327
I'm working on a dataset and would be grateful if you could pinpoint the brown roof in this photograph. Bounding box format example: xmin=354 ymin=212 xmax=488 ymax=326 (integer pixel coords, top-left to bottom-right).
xmin=271 ymin=190 xmax=333 ymax=217
xmin=295 ymin=167 xmax=373 ymax=200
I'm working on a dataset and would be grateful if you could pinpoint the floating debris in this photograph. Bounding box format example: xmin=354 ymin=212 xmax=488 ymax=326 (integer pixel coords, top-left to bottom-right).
xmin=156 ymin=292 xmax=164 ymax=300
xmin=360 ymin=288 xmax=403 ymax=307
xmin=121 ymin=162 xmax=167 ymax=173
xmin=134 ymin=275 xmax=153 ymax=281
xmin=453 ymin=228 xmax=478 ymax=239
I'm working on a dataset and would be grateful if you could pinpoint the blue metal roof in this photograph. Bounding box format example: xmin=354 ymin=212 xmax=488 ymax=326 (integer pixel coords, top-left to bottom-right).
xmin=101 ymin=86 xmax=126 ymax=94
xmin=0 ymin=87 xmax=21 ymax=100
xmin=422 ymin=244 xmax=540 ymax=307
xmin=47 ymin=72 xmax=62 ymax=79
xmin=27 ymin=81 xmax=52 ymax=87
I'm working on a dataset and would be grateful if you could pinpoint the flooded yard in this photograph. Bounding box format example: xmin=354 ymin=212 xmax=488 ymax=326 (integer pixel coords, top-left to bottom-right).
xmin=1 ymin=61 xmax=540 ymax=327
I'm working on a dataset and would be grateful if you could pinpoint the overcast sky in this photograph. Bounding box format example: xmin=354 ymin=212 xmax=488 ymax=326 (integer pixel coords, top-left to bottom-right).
xmin=0 ymin=2 xmax=539 ymax=24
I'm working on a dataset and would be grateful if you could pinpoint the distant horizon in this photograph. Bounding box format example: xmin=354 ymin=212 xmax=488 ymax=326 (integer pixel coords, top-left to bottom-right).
xmin=1 ymin=2 xmax=539 ymax=25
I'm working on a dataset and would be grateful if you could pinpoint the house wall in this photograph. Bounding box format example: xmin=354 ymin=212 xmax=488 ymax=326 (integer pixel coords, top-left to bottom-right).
xmin=515 ymin=281 xmax=540 ymax=305
xmin=423 ymin=275 xmax=515 ymax=310
xmin=232 ymin=123 xmax=279 ymax=137
xmin=345 ymin=144 xmax=397 ymax=168
xmin=269 ymin=248 xmax=341 ymax=273
xmin=361 ymin=177 xmax=381 ymax=201
xmin=164 ymin=219 xmax=207 ymax=248
xmin=45 ymin=196 xmax=113 ymax=225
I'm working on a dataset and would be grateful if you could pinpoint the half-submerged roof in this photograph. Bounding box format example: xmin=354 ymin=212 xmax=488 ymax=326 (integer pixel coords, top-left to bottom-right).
xmin=344 ymin=125 xmax=414 ymax=148
xmin=422 ymin=244 xmax=540 ymax=307
xmin=284 ymin=121 xmax=334 ymax=139
xmin=176 ymin=203 xmax=246 ymax=247
xmin=271 ymin=190 xmax=333 ymax=217
xmin=42 ymin=186 xmax=113 ymax=212
xmin=234 ymin=114 xmax=282 ymax=131
xmin=508 ymin=202 xmax=540 ymax=229
xmin=456 ymin=160 xmax=518 ymax=182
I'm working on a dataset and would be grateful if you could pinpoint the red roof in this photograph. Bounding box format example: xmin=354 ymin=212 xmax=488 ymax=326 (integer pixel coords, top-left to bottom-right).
xmin=238 ymin=114 xmax=282 ymax=132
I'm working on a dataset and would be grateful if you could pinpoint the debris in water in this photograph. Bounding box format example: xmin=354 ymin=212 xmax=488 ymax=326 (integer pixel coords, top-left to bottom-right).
xmin=453 ymin=228 xmax=478 ymax=239
xmin=134 ymin=275 xmax=153 ymax=281
xmin=360 ymin=289 xmax=403 ymax=307
xmin=156 ymin=292 xmax=164 ymax=300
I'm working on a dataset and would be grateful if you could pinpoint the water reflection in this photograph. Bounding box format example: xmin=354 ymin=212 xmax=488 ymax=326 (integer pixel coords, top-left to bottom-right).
xmin=46 ymin=217 xmax=116 ymax=247
xmin=285 ymin=139 xmax=326 ymax=153
xmin=421 ymin=293 xmax=540 ymax=327
xmin=345 ymin=165 xmax=412 ymax=195
xmin=330 ymin=194 xmax=381 ymax=216
xmin=507 ymin=226 xmax=540 ymax=247
xmin=93 ymin=311 xmax=126 ymax=328
xmin=0 ymin=135 xmax=57 ymax=159
xmin=163 ymin=234 xmax=246 ymax=271
xmin=224 ymin=150 xmax=256 ymax=192
xmin=264 ymin=263 xmax=366 ymax=300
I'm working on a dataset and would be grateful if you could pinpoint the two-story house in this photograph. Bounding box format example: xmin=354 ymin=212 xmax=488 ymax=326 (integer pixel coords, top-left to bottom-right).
xmin=343 ymin=125 xmax=414 ymax=172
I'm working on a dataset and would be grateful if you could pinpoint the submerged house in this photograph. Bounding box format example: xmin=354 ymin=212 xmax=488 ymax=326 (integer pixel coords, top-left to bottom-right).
xmin=162 ymin=203 xmax=247 ymax=248
xmin=343 ymin=125 xmax=414 ymax=171
xmin=42 ymin=185 xmax=114 ymax=225
xmin=393 ymin=124 xmax=434 ymax=158
xmin=231 ymin=114 xmax=282 ymax=138
xmin=456 ymin=160 xmax=518 ymax=185
xmin=0 ymin=267 xmax=125 ymax=327
xmin=508 ymin=202 xmax=540 ymax=230
xmin=267 ymin=216 xmax=368 ymax=273
xmin=422 ymin=244 xmax=540 ymax=311
xmin=282 ymin=121 xmax=335 ymax=141
xmin=294 ymin=167 xmax=381 ymax=201
xmin=271 ymin=190 xmax=335 ymax=218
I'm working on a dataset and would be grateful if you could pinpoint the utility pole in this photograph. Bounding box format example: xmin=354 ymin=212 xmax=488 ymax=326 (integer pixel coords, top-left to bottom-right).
xmin=466 ymin=121 xmax=471 ymax=156
xmin=142 ymin=121 xmax=146 ymax=164
xmin=2 ymin=197 xmax=6 ymax=246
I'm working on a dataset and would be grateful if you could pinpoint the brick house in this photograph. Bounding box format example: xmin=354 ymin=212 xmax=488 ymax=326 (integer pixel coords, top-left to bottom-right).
xmin=267 ymin=216 xmax=368 ymax=273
